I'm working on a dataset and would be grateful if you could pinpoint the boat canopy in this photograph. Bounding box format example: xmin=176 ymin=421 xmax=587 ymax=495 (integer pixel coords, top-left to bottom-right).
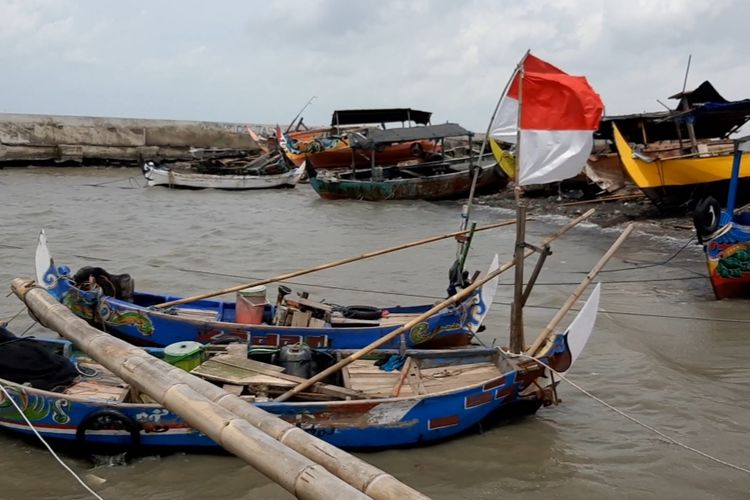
xmin=349 ymin=123 xmax=470 ymax=149
xmin=331 ymin=108 xmax=432 ymax=127
xmin=597 ymin=81 xmax=750 ymax=143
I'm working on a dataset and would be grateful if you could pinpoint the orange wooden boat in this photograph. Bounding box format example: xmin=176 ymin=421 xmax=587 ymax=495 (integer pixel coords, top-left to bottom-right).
xmin=278 ymin=108 xmax=441 ymax=169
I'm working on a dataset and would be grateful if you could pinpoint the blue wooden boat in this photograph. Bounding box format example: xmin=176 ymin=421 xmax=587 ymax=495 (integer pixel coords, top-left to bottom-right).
xmin=35 ymin=232 xmax=498 ymax=349
xmin=0 ymin=283 xmax=599 ymax=453
xmin=693 ymin=135 xmax=750 ymax=299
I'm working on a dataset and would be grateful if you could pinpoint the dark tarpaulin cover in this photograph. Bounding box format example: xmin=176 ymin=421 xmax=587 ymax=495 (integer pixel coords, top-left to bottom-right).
xmin=350 ymin=123 xmax=471 ymax=149
xmin=331 ymin=108 xmax=432 ymax=126
xmin=597 ymin=81 xmax=750 ymax=143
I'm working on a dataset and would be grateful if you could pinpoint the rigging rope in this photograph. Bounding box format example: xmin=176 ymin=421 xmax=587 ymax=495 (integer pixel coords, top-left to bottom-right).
xmin=0 ymin=382 xmax=105 ymax=499
xmin=504 ymin=351 xmax=750 ymax=476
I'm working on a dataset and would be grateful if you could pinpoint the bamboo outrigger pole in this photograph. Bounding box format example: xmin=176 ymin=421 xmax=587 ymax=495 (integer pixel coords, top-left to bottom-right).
xmin=527 ymin=224 xmax=635 ymax=356
xmin=275 ymin=209 xmax=594 ymax=403
xmin=154 ymin=220 xmax=517 ymax=309
xmin=11 ymin=280 xmax=428 ymax=500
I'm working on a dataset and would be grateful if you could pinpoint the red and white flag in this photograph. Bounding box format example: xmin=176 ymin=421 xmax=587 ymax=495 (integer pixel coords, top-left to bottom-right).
xmin=489 ymin=53 xmax=604 ymax=186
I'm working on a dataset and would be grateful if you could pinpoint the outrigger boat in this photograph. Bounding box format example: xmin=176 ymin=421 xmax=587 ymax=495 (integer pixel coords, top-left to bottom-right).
xmin=0 ymin=281 xmax=598 ymax=453
xmin=307 ymin=123 xmax=506 ymax=201
xmin=279 ymin=108 xmax=441 ymax=170
xmin=693 ymin=135 xmax=750 ymax=299
xmin=34 ymin=232 xmax=498 ymax=349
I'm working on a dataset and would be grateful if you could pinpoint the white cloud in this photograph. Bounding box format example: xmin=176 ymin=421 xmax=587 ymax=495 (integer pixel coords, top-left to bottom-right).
xmin=0 ymin=0 xmax=747 ymax=130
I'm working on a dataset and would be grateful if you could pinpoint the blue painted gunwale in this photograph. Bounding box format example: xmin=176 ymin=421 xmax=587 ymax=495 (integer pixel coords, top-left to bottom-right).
xmin=44 ymin=265 xmax=485 ymax=349
xmin=0 ymin=333 xmax=574 ymax=452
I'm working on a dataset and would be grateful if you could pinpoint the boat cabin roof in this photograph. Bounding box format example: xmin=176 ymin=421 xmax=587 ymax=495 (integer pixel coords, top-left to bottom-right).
xmin=350 ymin=123 xmax=470 ymax=149
xmin=597 ymin=80 xmax=750 ymax=143
xmin=331 ymin=108 xmax=432 ymax=127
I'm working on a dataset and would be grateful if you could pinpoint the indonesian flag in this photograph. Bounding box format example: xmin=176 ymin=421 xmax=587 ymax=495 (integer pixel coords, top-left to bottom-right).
xmin=489 ymin=53 xmax=604 ymax=186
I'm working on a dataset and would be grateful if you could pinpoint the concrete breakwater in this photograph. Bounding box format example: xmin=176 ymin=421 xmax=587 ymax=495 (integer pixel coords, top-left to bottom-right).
xmin=0 ymin=113 xmax=264 ymax=165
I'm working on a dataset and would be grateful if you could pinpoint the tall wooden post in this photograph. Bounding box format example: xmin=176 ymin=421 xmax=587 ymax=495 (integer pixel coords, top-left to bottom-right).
xmin=510 ymin=188 xmax=526 ymax=353
xmin=509 ymin=64 xmax=526 ymax=354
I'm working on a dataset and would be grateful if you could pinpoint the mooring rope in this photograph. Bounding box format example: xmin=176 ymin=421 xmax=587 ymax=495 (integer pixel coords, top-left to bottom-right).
xmin=1 ymin=306 xmax=27 ymax=326
xmin=0 ymin=382 xmax=105 ymax=499
xmin=84 ymin=175 xmax=143 ymax=188
xmin=504 ymin=351 xmax=750 ymax=476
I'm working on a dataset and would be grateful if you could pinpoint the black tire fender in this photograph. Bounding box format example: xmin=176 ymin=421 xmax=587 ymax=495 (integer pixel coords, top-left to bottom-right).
xmin=76 ymin=409 xmax=141 ymax=449
xmin=693 ymin=196 xmax=721 ymax=242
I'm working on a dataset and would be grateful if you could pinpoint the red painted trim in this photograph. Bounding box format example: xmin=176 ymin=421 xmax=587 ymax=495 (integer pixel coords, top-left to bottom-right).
xmin=483 ymin=376 xmax=506 ymax=391
xmin=495 ymin=387 xmax=514 ymax=400
xmin=428 ymin=415 xmax=459 ymax=430
xmin=465 ymin=392 xmax=493 ymax=408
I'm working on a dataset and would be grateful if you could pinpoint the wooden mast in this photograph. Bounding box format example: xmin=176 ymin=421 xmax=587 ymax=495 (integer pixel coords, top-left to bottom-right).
xmin=509 ymin=61 xmax=526 ymax=354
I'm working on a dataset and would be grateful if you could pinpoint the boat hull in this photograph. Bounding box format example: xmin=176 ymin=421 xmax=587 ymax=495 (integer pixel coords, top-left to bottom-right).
xmin=46 ymin=276 xmax=479 ymax=349
xmin=0 ymin=340 xmax=557 ymax=452
xmin=309 ymin=163 xmax=505 ymax=201
xmin=704 ymin=221 xmax=750 ymax=299
xmin=284 ymin=139 xmax=439 ymax=169
xmin=613 ymin=125 xmax=750 ymax=209
xmin=142 ymin=163 xmax=304 ymax=190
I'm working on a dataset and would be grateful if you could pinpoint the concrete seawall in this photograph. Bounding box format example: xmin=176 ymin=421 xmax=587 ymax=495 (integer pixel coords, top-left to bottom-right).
xmin=0 ymin=113 xmax=264 ymax=165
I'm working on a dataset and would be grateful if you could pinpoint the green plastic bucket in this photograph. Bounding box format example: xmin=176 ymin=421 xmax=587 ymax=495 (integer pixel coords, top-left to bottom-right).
xmin=164 ymin=341 xmax=205 ymax=372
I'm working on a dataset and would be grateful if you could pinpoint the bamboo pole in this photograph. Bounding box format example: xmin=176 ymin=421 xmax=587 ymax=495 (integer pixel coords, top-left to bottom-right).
xmin=11 ymin=280 xmax=428 ymax=500
xmin=526 ymin=223 xmax=634 ymax=356
xmin=154 ymin=220 xmax=517 ymax=309
xmin=275 ymin=209 xmax=595 ymax=402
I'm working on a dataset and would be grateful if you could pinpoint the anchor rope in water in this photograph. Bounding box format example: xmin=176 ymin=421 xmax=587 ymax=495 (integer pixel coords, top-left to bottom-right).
xmin=503 ymin=351 xmax=750 ymax=476
xmin=84 ymin=175 xmax=143 ymax=188
xmin=0 ymin=382 xmax=105 ymax=499
xmin=1 ymin=306 xmax=27 ymax=326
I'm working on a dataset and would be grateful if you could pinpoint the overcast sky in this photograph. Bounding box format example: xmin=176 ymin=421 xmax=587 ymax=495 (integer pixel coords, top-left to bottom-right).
xmin=1 ymin=0 xmax=745 ymax=131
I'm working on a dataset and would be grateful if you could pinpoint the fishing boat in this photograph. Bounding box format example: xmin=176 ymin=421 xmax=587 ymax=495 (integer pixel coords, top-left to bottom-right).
xmin=606 ymin=81 xmax=750 ymax=209
xmin=693 ymin=135 xmax=750 ymax=299
xmin=0 ymin=283 xmax=598 ymax=453
xmin=141 ymin=158 xmax=304 ymax=190
xmin=34 ymin=232 xmax=498 ymax=349
xmin=278 ymin=108 xmax=441 ymax=170
xmin=307 ymin=123 xmax=506 ymax=201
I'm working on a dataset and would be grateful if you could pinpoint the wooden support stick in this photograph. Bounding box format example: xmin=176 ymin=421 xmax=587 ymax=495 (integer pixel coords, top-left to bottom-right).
xmin=275 ymin=209 xmax=595 ymax=402
xmin=521 ymin=243 xmax=550 ymax=307
xmin=526 ymin=223 xmax=634 ymax=356
xmin=154 ymin=220 xmax=518 ymax=309
xmin=390 ymin=357 xmax=413 ymax=397
xmin=11 ymin=280 xmax=427 ymax=500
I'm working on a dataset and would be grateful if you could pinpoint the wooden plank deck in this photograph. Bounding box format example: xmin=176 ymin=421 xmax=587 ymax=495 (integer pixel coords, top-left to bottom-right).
xmin=345 ymin=360 xmax=500 ymax=398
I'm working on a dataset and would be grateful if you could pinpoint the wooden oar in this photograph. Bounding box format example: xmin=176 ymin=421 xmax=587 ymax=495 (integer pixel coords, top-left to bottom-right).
xmin=526 ymin=223 xmax=634 ymax=356
xmin=154 ymin=219 xmax=518 ymax=309
xmin=274 ymin=209 xmax=595 ymax=402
